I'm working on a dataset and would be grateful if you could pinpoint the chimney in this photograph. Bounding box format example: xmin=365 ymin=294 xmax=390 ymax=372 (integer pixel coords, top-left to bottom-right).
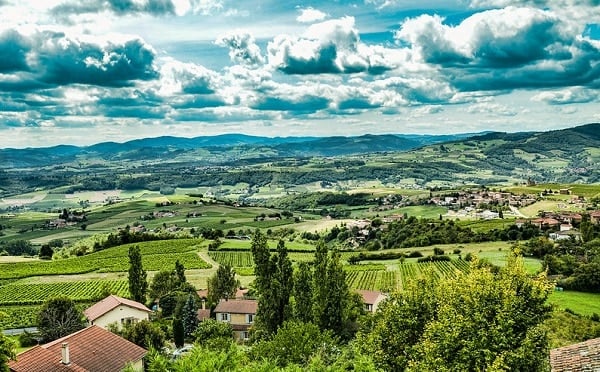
xmin=61 ymin=342 xmax=70 ymax=365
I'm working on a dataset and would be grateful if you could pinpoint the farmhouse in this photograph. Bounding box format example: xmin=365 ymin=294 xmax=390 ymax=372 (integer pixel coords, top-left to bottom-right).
xmin=356 ymin=290 xmax=388 ymax=313
xmin=8 ymin=325 xmax=147 ymax=372
xmin=214 ymin=299 xmax=257 ymax=342
xmin=84 ymin=295 xmax=151 ymax=330
xmin=550 ymin=337 xmax=600 ymax=371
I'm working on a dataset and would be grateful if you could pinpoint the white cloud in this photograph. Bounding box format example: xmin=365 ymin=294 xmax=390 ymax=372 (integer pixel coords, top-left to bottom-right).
xmin=215 ymin=31 xmax=265 ymax=66
xmin=296 ymin=7 xmax=327 ymax=23
xmin=531 ymin=88 xmax=599 ymax=105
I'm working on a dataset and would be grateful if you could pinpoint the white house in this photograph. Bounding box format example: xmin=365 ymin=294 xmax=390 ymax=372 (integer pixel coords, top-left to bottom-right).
xmin=356 ymin=290 xmax=388 ymax=314
xmin=84 ymin=295 xmax=151 ymax=330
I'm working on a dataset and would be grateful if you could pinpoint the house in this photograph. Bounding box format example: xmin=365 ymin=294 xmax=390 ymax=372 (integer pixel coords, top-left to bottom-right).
xmin=9 ymin=325 xmax=147 ymax=372
xmin=550 ymin=337 xmax=600 ymax=371
xmin=591 ymin=211 xmax=600 ymax=225
xmin=84 ymin=295 xmax=151 ymax=330
xmin=214 ymin=299 xmax=257 ymax=342
xmin=356 ymin=290 xmax=388 ymax=313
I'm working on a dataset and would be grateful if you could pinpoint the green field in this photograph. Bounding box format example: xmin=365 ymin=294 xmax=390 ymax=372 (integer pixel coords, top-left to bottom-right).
xmin=548 ymin=291 xmax=600 ymax=316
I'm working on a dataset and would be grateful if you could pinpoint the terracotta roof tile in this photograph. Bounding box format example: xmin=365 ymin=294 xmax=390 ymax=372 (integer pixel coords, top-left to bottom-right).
xmin=197 ymin=309 xmax=211 ymax=321
xmin=550 ymin=337 xmax=600 ymax=371
xmin=356 ymin=290 xmax=385 ymax=305
xmin=9 ymin=326 xmax=147 ymax=372
xmin=214 ymin=299 xmax=257 ymax=314
xmin=84 ymin=295 xmax=151 ymax=321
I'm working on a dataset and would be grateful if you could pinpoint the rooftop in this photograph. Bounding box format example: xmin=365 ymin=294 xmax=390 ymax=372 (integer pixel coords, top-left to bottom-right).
xmin=84 ymin=295 xmax=151 ymax=321
xmin=550 ymin=337 xmax=600 ymax=372
xmin=214 ymin=299 xmax=258 ymax=314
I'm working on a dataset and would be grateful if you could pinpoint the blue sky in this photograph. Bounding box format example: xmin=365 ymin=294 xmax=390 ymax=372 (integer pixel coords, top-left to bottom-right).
xmin=0 ymin=0 xmax=599 ymax=148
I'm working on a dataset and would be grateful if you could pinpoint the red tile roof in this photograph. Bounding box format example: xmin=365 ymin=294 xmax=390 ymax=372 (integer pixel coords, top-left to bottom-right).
xmin=356 ymin=290 xmax=385 ymax=305
xmin=197 ymin=309 xmax=211 ymax=322
xmin=550 ymin=337 xmax=600 ymax=371
xmin=9 ymin=326 xmax=147 ymax=372
xmin=84 ymin=295 xmax=151 ymax=321
xmin=214 ymin=299 xmax=257 ymax=314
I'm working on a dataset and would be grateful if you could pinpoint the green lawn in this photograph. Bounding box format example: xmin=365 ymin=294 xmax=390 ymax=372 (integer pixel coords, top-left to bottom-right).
xmin=548 ymin=290 xmax=600 ymax=316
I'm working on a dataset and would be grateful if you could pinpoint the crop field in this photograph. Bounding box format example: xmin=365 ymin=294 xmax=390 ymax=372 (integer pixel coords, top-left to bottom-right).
xmin=548 ymin=290 xmax=600 ymax=316
xmin=0 ymin=280 xmax=128 ymax=306
xmin=0 ymin=239 xmax=210 ymax=280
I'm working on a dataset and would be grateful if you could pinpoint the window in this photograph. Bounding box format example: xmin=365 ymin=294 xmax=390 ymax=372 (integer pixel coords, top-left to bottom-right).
xmin=242 ymin=331 xmax=250 ymax=341
xmin=121 ymin=317 xmax=136 ymax=326
xmin=246 ymin=314 xmax=254 ymax=324
xmin=220 ymin=313 xmax=230 ymax=322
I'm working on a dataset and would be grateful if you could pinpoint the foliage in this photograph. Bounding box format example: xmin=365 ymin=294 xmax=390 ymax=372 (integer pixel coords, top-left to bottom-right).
xmin=250 ymin=321 xmax=338 ymax=367
xmin=0 ymin=312 xmax=16 ymax=372
xmin=39 ymin=244 xmax=53 ymax=259
xmin=193 ymin=319 xmax=233 ymax=350
xmin=251 ymin=232 xmax=294 ymax=338
xmin=293 ymin=262 xmax=313 ymax=323
xmin=207 ymin=264 xmax=239 ymax=307
xmin=121 ymin=320 xmax=165 ymax=350
xmin=0 ymin=240 xmax=37 ymax=257
xmin=173 ymin=317 xmax=185 ymax=348
xmin=149 ymin=270 xmax=179 ymax=300
xmin=182 ymin=294 xmax=199 ymax=338
xmin=128 ymin=245 xmax=148 ymax=303
xmin=358 ymin=254 xmax=553 ymax=371
xmin=37 ymin=296 xmax=85 ymax=342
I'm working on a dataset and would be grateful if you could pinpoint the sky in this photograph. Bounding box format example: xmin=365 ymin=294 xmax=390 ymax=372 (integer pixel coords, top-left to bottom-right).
xmin=0 ymin=0 xmax=599 ymax=148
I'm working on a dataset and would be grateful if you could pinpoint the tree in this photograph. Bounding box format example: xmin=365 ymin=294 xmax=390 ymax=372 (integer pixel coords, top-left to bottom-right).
xmin=122 ymin=320 xmax=165 ymax=350
xmin=0 ymin=313 xmax=16 ymax=372
xmin=149 ymin=270 xmax=178 ymax=300
xmin=207 ymin=264 xmax=239 ymax=306
xmin=182 ymin=294 xmax=199 ymax=337
xmin=37 ymin=297 xmax=86 ymax=342
xmin=293 ymin=262 xmax=313 ymax=323
xmin=175 ymin=259 xmax=186 ymax=284
xmin=251 ymin=236 xmax=294 ymax=337
xmin=39 ymin=244 xmax=53 ymax=259
xmin=358 ymin=254 xmax=553 ymax=371
xmin=128 ymin=245 xmax=147 ymax=303
xmin=250 ymin=321 xmax=337 ymax=367
xmin=193 ymin=319 xmax=233 ymax=350
xmin=173 ymin=318 xmax=185 ymax=348
xmin=312 ymin=240 xmax=329 ymax=329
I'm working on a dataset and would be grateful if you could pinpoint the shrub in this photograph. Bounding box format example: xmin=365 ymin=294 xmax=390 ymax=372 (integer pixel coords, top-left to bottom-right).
xmin=408 ymin=251 xmax=423 ymax=258
xmin=433 ymin=247 xmax=444 ymax=255
xmin=453 ymin=249 xmax=461 ymax=254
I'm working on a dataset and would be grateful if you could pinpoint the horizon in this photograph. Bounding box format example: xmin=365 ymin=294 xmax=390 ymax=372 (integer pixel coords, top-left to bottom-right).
xmin=1 ymin=1 xmax=599 ymax=148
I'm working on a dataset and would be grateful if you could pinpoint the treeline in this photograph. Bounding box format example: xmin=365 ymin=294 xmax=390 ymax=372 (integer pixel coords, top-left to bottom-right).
xmin=521 ymin=218 xmax=600 ymax=292
xmin=0 ymin=240 xmax=38 ymax=256
xmin=380 ymin=217 xmax=541 ymax=249
xmin=86 ymin=228 xmax=180 ymax=255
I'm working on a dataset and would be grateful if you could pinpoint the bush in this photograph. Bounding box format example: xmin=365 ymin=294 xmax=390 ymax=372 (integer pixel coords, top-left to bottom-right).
xmin=433 ymin=247 xmax=445 ymax=255
xmin=19 ymin=332 xmax=39 ymax=347
xmin=453 ymin=249 xmax=461 ymax=254
xmin=408 ymin=251 xmax=423 ymax=258
xmin=417 ymin=255 xmax=451 ymax=263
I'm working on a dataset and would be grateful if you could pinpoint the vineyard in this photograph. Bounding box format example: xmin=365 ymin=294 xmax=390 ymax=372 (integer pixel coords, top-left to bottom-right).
xmin=0 ymin=239 xmax=210 ymax=280
xmin=0 ymin=280 xmax=129 ymax=306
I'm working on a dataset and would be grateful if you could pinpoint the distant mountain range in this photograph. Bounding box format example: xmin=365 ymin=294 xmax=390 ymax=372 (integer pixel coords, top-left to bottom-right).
xmin=0 ymin=132 xmax=482 ymax=169
xmin=1 ymin=124 xmax=598 ymax=183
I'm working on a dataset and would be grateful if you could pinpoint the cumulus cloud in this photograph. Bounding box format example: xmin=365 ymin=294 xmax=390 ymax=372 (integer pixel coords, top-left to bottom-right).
xmin=395 ymin=6 xmax=600 ymax=91
xmin=465 ymin=102 xmax=517 ymax=116
xmin=296 ymin=7 xmax=327 ymax=23
xmin=51 ymin=0 xmax=176 ymax=17
xmin=0 ymin=30 xmax=31 ymax=73
xmin=268 ymin=17 xmax=395 ymax=74
xmin=531 ymin=87 xmax=599 ymax=104
xmin=215 ymin=31 xmax=265 ymax=66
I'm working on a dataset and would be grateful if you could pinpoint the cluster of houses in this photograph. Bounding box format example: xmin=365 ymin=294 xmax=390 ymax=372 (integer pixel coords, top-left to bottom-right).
xmin=8 ymin=289 xmax=389 ymax=371
xmin=430 ymin=190 xmax=538 ymax=209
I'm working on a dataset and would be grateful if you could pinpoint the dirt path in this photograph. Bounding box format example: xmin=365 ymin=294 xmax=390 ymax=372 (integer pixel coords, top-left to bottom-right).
xmin=198 ymin=251 xmax=219 ymax=269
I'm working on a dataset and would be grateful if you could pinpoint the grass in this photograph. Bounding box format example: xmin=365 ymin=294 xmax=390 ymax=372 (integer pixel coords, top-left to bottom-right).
xmin=548 ymin=290 xmax=600 ymax=316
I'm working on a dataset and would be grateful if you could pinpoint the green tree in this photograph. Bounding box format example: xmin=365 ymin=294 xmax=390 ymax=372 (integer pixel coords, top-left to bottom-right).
xmin=182 ymin=294 xmax=199 ymax=337
xmin=37 ymin=297 xmax=86 ymax=342
xmin=293 ymin=261 xmax=313 ymax=323
xmin=193 ymin=319 xmax=233 ymax=350
xmin=251 ymin=321 xmax=337 ymax=367
xmin=251 ymin=236 xmax=294 ymax=337
xmin=0 ymin=313 xmax=16 ymax=372
xmin=128 ymin=245 xmax=147 ymax=303
xmin=122 ymin=320 xmax=165 ymax=350
xmin=175 ymin=259 xmax=187 ymax=284
xmin=149 ymin=269 xmax=178 ymax=300
xmin=207 ymin=264 xmax=239 ymax=306
xmin=359 ymin=254 xmax=553 ymax=371
xmin=312 ymin=240 xmax=329 ymax=329
xmin=39 ymin=244 xmax=53 ymax=259
xmin=173 ymin=318 xmax=185 ymax=348
xmin=322 ymin=250 xmax=349 ymax=336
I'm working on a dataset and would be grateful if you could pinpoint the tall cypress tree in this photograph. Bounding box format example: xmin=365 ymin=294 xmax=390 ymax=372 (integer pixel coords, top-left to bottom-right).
xmin=323 ymin=250 xmax=349 ymax=335
xmin=128 ymin=245 xmax=147 ymax=303
xmin=182 ymin=294 xmax=199 ymax=337
xmin=175 ymin=259 xmax=186 ymax=285
xmin=312 ymin=240 xmax=329 ymax=329
xmin=272 ymin=240 xmax=293 ymax=331
xmin=293 ymin=261 xmax=313 ymax=323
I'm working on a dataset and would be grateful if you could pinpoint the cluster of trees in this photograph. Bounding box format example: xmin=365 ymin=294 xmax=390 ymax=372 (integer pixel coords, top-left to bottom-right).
xmin=139 ymin=253 xmax=555 ymax=371
xmin=91 ymin=228 xmax=176 ymax=253
xmin=379 ymin=217 xmax=542 ymax=249
xmin=0 ymin=240 xmax=37 ymax=256
xmin=520 ymin=224 xmax=600 ymax=293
